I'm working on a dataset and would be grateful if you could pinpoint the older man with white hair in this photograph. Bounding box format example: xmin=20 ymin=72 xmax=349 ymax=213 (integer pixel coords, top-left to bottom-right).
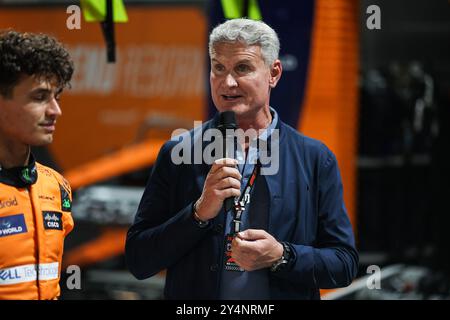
xmin=126 ymin=18 xmax=358 ymax=300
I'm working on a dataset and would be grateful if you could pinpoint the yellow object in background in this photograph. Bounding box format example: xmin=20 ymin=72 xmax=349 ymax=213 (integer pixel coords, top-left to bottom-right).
xmin=80 ymin=0 xmax=128 ymax=22
xmin=221 ymin=0 xmax=262 ymax=20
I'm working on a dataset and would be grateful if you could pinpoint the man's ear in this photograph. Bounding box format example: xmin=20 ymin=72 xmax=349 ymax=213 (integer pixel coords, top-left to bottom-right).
xmin=269 ymin=59 xmax=282 ymax=88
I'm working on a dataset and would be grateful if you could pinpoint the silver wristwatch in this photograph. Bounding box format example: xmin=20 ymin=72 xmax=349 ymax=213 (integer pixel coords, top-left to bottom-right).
xmin=270 ymin=242 xmax=292 ymax=272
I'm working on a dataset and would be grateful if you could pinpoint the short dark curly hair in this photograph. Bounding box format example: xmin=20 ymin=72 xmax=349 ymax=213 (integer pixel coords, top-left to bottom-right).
xmin=0 ymin=30 xmax=74 ymax=98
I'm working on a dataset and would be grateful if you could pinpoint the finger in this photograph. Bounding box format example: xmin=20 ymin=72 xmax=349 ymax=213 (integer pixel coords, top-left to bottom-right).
xmin=237 ymin=229 xmax=268 ymax=241
xmin=218 ymin=176 xmax=241 ymax=190
xmin=214 ymin=166 xmax=242 ymax=181
xmin=231 ymin=237 xmax=245 ymax=258
xmin=215 ymin=158 xmax=238 ymax=166
xmin=231 ymin=237 xmax=251 ymax=252
xmin=210 ymin=158 xmax=238 ymax=174
xmin=230 ymin=249 xmax=243 ymax=266
xmin=232 ymin=236 xmax=252 ymax=253
xmin=232 ymin=235 xmax=243 ymax=247
xmin=219 ymin=188 xmax=241 ymax=200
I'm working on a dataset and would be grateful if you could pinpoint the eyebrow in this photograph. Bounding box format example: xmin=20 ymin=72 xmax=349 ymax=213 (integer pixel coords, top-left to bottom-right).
xmin=29 ymin=87 xmax=62 ymax=96
xmin=235 ymin=59 xmax=253 ymax=65
xmin=211 ymin=58 xmax=253 ymax=65
xmin=29 ymin=88 xmax=52 ymax=95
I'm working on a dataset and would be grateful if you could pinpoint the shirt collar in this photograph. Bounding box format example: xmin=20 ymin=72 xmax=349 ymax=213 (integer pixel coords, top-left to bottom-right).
xmin=258 ymin=106 xmax=278 ymax=142
xmin=236 ymin=107 xmax=279 ymax=167
xmin=0 ymin=153 xmax=38 ymax=187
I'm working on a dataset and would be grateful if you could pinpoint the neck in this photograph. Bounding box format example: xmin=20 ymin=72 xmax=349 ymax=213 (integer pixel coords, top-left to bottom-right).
xmin=237 ymin=107 xmax=272 ymax=133
xmin=0 ymin=140 xmax=30 ymax=169
xmin=236 ymin=107 xmax=272 ymax=151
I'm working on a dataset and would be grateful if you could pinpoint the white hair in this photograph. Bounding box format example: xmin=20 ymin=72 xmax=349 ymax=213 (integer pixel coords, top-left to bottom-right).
xmin=208 ymin=18 xmax=280 ymax=66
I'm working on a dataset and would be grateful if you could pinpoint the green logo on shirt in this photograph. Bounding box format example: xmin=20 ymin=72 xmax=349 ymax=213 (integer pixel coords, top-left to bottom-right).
xmin=62 ymin=199 xmax=71 ymax=209
xmin=22 ymin=168 xmax=32 ymax=182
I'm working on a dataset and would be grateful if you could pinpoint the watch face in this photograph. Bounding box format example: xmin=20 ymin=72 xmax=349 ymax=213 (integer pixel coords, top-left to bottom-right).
xmin=271 ymin=258 xmax=287 ymax=272
xmin=271 ymin=242 xmax=291 ymax=272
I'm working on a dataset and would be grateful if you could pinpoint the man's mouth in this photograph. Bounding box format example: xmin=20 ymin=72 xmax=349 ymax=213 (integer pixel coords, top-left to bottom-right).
xmin=221 ymin=94 xmax=243 ymax=101
xmin=39 ymin=121 xmax=56 ymax=132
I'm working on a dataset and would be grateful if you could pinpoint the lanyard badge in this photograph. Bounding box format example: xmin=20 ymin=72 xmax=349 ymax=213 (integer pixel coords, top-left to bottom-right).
xmin=224 ymin=234 xmax=245 ymax=272
xmin=223 ymin=161 xmax=261 ymax=272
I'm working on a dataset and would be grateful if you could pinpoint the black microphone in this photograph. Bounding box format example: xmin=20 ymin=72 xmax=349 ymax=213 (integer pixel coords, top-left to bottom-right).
xmin=217 ymin=111 xmax=238 ymax=212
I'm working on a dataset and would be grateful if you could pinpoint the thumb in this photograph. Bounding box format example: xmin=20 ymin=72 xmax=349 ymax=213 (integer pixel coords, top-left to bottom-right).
xmin=238 ymin=229 xmax=266 ymax=240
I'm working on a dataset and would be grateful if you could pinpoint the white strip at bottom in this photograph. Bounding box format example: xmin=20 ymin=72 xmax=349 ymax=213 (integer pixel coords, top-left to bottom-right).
xmin=0 ymin=262 xmax=59 ymax=285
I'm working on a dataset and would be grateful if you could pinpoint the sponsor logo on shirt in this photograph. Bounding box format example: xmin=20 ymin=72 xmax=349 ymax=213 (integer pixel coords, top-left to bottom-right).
xmin=0 ymin=214 xmax=27 ymax=237
xmin=59 ymin=184 xmax=71 ymax=212
xmin=43 ymin=211 xmax=63 ymax=231
xmin=38 ymin=194 xmax=55 ymax=201
xmin=0 ymin=262 xmax=59 ymax=285
xmin=0 ymin=196 xmax=18 ymax=209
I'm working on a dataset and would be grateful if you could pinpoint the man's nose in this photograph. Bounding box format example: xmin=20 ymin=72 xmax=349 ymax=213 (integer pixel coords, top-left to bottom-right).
xmin=46 ymin=98 xmax=62 ymax=117
xmin=225 ymin=73 xmax=238 ymax=87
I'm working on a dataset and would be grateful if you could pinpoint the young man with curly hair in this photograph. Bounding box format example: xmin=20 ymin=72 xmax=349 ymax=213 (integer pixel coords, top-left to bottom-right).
xmin=0 ymin=30 xmax=75 ymax=299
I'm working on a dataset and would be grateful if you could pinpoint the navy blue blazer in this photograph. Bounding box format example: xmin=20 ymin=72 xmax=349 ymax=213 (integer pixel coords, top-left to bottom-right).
xmin=125 ymin=115 xmax=358 ymax=300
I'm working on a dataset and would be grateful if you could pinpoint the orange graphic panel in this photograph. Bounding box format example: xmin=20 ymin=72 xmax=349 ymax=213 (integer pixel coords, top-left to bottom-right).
xmin=0 ymin=6 xmax=207 ymax=170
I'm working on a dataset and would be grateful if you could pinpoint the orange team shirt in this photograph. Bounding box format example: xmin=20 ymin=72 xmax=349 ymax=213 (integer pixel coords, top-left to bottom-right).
xmin=0 ymin=160 xmax=74 ymax=300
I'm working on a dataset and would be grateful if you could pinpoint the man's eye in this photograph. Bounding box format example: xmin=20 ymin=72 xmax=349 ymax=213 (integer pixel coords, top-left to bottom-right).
xmin=236 ymin=64 xmax=250 ymax=72
xmin=214 ymin=64 xmax=225 ymax=72
xmin=33 ymin=94 xmax=47 ymax=101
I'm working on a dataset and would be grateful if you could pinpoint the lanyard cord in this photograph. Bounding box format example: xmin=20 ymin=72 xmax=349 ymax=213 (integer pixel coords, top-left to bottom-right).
xmin=231 ymin=159 xmax=261 ymax=234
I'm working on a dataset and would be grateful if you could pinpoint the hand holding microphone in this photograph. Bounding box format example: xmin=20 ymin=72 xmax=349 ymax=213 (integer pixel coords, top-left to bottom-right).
xmin=194 ymin=111 xmax=241 ymax=221
xmin=217 ymin=111 xmax=239 ymax=212
xmin=195 ymin=158 xmax=242 ymax=221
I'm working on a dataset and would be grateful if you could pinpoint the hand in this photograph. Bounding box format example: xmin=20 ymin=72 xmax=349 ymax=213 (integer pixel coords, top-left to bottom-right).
xmin=195 ymin=158 xmax=242 ymax=221
xmin=231 ymin=229 xmax=283 ymax=271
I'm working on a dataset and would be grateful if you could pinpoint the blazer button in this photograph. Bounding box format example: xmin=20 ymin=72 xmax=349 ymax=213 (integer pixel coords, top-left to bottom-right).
xmin=214 ymin=224 xmax=223 ymax=234
xmin=210 ymin=264 xmax=218 ymax=272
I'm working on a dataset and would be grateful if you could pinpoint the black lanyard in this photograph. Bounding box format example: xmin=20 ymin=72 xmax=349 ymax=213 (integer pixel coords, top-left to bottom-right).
xmin=230 ymin=159 xmax=261 ymax=234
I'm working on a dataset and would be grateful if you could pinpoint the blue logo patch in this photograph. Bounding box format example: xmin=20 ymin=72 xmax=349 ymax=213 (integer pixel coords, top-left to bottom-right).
xmin=0 ymin=214 xmax=28 ymax=237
